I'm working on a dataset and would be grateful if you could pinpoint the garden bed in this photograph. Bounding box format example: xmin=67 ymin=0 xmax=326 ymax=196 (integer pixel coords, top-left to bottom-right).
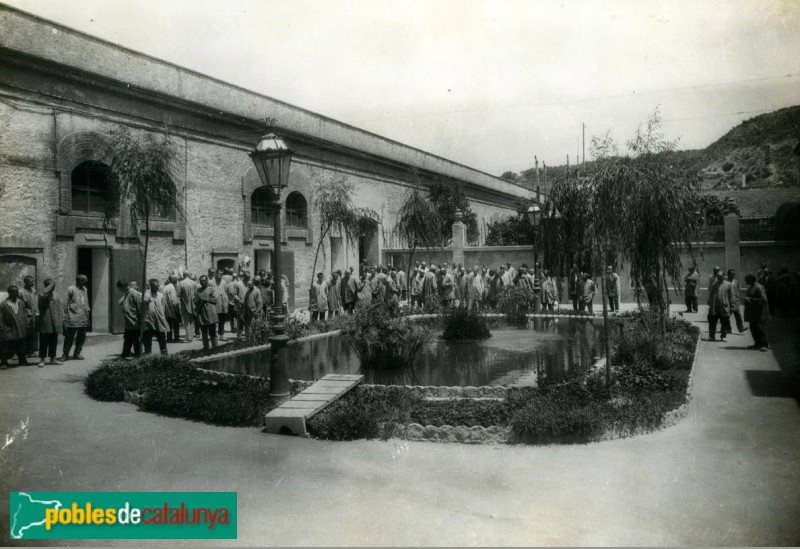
xmin=84 ymin=307 xmax=698 ymax=446
xmin=306 ymin=310 xmax=700 ymax=444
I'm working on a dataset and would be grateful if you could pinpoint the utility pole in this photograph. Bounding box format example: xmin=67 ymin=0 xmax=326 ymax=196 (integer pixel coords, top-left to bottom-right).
xmin=582 ymin=122 xmax=586 ymax=167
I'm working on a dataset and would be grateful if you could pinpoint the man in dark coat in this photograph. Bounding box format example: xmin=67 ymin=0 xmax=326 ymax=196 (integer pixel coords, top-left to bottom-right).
xmin=18 ymin=275 xmax=38 ymax=355
xmin=117 ymin=279 xmax=142 ymax=358
xmin=684 ymin=266 xmax=699 ymax=313
xmin=195 ymin=275 xmax=219 ymax=350
xmin=707 ymin=272 xmax=733 ymax=342
xmin=37 ymin=278 xmax=63 ymax=366
xmin=0 ymin=285 xmax=29 ymax=368
xmin=568 ymin=264 xmax=582 ymax=311
xmin=743 ymin=274 xmax=770 ymax=351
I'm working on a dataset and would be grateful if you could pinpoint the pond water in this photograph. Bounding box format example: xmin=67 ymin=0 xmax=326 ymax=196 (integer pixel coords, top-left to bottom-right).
xmin=204 ymin=317 xmax=606 ymax=387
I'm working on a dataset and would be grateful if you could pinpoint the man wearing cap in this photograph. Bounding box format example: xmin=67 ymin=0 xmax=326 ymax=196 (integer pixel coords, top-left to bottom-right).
xmin=707 ymin=271 xmax=733 ymax=342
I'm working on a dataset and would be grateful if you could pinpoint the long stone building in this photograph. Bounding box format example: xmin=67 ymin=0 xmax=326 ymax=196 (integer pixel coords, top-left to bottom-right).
xmin=0 ymin=5 xmax=533 ymax=333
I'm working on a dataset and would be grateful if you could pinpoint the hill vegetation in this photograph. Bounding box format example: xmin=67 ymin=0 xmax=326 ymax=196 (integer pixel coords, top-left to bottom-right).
xmin=501 ymin=105 xmax=800 ymax=191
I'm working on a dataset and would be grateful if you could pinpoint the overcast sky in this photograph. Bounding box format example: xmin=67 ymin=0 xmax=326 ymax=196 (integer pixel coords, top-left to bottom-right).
xmin=6 ymin=0 xmax=800 ymax=175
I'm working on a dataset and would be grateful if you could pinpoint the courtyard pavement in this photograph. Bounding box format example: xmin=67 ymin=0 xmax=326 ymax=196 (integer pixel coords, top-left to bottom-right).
xmin=1 ymin=305 xmax=799 ymax=546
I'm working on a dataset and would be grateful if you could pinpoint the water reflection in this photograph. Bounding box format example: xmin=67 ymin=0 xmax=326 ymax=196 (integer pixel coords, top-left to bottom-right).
xmin=209 ymin=317 xmax=605 ymax=388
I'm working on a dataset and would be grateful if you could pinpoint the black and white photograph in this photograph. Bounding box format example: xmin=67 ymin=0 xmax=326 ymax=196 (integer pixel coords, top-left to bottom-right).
xmin=1 ymin=0 xmax=799 ymax=545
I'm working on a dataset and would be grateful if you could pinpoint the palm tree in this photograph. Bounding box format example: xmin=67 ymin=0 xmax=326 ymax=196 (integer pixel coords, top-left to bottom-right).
xmin=309 ymin=172 xmax=379 ymax=289
xmin=393 ymin=187 xmax=444 ymax=293
xmin=98 ymin=126 xmax=181 ymax=292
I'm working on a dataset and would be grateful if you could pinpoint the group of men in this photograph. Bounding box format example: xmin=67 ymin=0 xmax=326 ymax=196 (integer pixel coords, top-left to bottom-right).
xmin=307 ymin=260 xmax=620 ymax=321
xmin=0 ymin=266 xmax=292 ymax=367
xmin=685 ymin=265 xmax=773 ymax=351
xmin=0 ymin=274 xmax=92 ymax=368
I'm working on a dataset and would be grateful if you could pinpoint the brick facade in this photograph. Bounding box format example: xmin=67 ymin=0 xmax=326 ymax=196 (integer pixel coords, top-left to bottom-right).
xmin=0 ymin=6 xmax=527 ymax=328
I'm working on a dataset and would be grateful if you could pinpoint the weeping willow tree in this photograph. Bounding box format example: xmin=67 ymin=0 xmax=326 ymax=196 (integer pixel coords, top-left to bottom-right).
xmin=309 ymin=172 xmax=380 ymax=289
xmin=548 ymin=109 xmax=702 ymax=313
xmin=545 ymin=110 xmax=703 ymax=382
xmin=96 ymin=126 xmax=181 ymax=293
xmin=393 ymin=187 xmax=444 ymax=292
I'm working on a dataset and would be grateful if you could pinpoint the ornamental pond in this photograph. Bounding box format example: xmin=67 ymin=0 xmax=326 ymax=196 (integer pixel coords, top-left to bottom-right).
xmin=200 ymin=317 xmax=606 ymax=388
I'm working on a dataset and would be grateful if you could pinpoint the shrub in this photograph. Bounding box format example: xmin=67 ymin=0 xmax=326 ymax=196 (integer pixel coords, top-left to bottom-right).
xmin=141 ymin=373 xmax=271 ymax=426
xmin=85 ymin=354 xmax=193 ymax=401
xmin=243 ymin=316 xmax=273 ymax=347
xmin=409 ymin=398 xmax=510 ymax=428
xmin=307 ymin=386 xmax=421 ymax=440
xmin=613 ymin=309 xmax=698 ymax=370
xmin=85 ymin=355 xmax=275 ymax=427
xmin=341 ymin=302 xmax=432 ymax=369
xmin=496 ymin=285 xmax=534 ymax=322
xmin=441 ymin=306 xmax=491 ymax=341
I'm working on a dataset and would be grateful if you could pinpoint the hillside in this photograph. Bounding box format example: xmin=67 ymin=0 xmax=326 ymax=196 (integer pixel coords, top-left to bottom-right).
xmin=503 ymin=105 xmax=800 ymax=193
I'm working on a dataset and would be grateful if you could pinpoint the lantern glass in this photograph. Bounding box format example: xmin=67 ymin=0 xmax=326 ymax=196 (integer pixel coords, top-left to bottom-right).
xmin=249 ymin=133 xmax=294 ymax=191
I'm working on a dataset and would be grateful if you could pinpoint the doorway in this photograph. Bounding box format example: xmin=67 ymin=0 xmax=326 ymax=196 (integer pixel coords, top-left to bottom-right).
xmin=358 ymin=222 xmax=379 ymax=267
xmin=254 ymin=250 xmax=272 ymax=274
xmin=77 ymin=248 xmax=112 ymax=333
xmin=216 ymin=258 xmax=236 ymax=273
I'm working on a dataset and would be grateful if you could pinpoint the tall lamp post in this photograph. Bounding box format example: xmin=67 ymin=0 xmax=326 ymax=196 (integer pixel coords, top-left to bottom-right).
xmin=249 ymin=133 xmax=293 ymax=404
xmin=526 ymin=202 xmax=542 ymax=313
xmin=526 ymin=202 xmax=542 ymax=264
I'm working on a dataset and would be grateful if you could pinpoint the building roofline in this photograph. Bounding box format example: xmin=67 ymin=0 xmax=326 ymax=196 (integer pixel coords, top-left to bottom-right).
xmin=0 ymin=3 xmax=533 ymax=200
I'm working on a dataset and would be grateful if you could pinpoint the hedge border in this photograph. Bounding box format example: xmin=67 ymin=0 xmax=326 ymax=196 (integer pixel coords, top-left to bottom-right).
xmin=388 ymin=330 xmax=701 ymax=445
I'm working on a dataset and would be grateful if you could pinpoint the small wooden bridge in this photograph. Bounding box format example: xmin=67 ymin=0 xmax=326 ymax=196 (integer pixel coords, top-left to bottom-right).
xmin=263 ymin=374 xmax=364 ymax=436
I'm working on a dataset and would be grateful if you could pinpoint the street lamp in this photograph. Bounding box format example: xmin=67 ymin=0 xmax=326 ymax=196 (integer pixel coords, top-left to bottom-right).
xmin=526 ymin=202 xmax=543 ymax=313
xmin=526 ymin=202 xmax=542 ymax=262
xmin=249 ymin=133 xmax=293 ymax=404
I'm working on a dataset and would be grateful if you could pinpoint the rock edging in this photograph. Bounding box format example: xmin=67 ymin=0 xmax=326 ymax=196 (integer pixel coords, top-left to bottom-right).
xmin=389 ymin=423 xmax=512 ymax=444
xmin=360 ymin=383 xmax=508 ymax=399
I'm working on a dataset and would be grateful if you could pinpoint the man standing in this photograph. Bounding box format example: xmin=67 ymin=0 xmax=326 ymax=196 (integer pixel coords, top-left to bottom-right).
xmin=37 ymin=279 xmax=63 ymax=366
xmin=468 ymin=265 xmax=484 ymax=311
xmin=341 ymin=269 xmax=357 ymax=314
xmin=569 ymin=264 xmax=582 ymax=311
xmin=210 ymin=271 xmax=229 ymax=340
xmin=18 ymin=275 xmax=38 ymax=356
xmin=743 ymin=273 xmax=770 ymax=351
xmin=411 ymin=270 xmax=424 ymax=308
xmin=422 ymin=265 xmax=437 ymax=306
xmin=396 ymin=264 xmax=407 ymax=303
xmin=441 ymin=267 xmax=455 ymax=308
xmin=117 ymin=279 xmax=142 ymax=358
xmin=310 ymin=272 xmax=328 ymax=322
xmin=605 ymin=266 xmax=620 ymax=312
xmin=328 ymin=271 xmax=342 ymax=317
xmin=727 ymin=269 xmax=745 ymax=333
xmin=195 ymin=275 xmax=219 ymax=350
xmin=0 ymin=285 xmax=29 ymax=368
xmin=385 ymin=271 xmax=400 ymax=305
xmin=243 ymin=275 xmax=263 ymax=332
xmin=142 ymin=278 xmax=169 ymax=355
xmin=162 ymin=275 xmax=181 ymax=343
xmin=684 ymin=266 xmax=699 ymax=313
xmin=707 ymin=272 xmax=733 ymax=342
xmin=177 ymin=271 xmax=198 ymax=342
xmin=582 ymin=273 xmax=596 ymax=313
xmin=227 ymin=273 xmax=247 ymax=338
xmin=542 ymin=270 xmax=558 ymax=311
xmin=62 ymin=274 xmax=90 ymax=361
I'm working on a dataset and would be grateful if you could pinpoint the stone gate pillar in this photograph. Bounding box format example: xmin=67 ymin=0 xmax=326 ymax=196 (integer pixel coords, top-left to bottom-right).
xmin=452 ymin=210 xmax=466 ymax=267
xmin=724 ymin=213 xmax=741 ymax=276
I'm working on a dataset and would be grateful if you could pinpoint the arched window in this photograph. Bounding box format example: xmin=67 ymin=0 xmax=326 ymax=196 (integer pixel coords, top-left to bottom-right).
xmin=71 ymin=161 xmax=109 ymax=214
xmin=285 ymin=191 xmax=308 ymax=228
xmin=251 ymin=187 xmax=275 ymax=227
